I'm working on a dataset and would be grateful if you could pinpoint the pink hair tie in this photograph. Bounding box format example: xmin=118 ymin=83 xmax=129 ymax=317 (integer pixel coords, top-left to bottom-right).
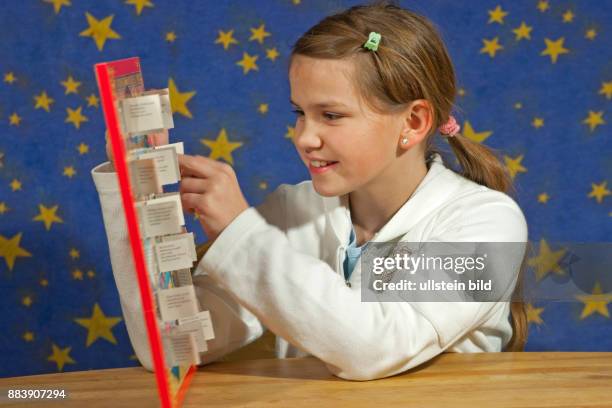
xmin=438 ymin=115 xmax=460 ymax=137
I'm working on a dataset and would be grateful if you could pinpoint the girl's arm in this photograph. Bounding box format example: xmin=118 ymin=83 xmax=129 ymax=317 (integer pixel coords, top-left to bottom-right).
xmin=199 ymin=188 xmax=528 ymax=381
xmin=91 ymin=161 xmax=266 ymax=371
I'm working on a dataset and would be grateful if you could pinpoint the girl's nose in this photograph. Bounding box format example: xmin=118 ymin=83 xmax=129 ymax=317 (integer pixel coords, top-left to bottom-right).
xmin=294 ymin=121 xmax=323 ymax=151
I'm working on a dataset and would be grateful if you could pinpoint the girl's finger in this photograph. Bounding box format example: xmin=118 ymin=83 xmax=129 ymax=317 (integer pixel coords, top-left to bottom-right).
xmin=178 ymin=154 xmax=224 ymax=178
xmin=180 ymin=192 xmax=205 ymax=214
xmin=179 ymin=176 xmax=210 ymax=194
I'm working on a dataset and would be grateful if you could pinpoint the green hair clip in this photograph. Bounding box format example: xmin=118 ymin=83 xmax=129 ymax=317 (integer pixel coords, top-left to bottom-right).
xmin=363 ymin=31 xmax=382 ymax=52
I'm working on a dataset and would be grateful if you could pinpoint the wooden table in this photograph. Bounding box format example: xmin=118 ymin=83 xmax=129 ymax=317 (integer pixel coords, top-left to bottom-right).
xmin=1 ymin=353 xmax=611 ymax=407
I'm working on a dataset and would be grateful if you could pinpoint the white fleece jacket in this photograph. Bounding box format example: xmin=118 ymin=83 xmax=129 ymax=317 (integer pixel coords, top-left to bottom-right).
xmin=91 ymin=153 xmax=528 ymax=381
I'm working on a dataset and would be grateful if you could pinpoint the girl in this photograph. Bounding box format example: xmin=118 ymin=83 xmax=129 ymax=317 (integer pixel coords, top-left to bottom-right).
xmin=93 ymin=2 xmax=528 ymax=380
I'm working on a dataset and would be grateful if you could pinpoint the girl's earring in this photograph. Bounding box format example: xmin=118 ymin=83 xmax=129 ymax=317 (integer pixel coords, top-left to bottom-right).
xmin=401 ymin=136 xmax=410 ymax=145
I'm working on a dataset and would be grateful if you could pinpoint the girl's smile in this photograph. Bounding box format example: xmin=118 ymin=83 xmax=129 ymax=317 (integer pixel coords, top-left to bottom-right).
xmin=308 ymin=160 xmax=339 ymax=174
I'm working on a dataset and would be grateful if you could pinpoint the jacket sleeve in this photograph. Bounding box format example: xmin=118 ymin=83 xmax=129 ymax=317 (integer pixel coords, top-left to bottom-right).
xmin=91 ymin=161 xmax=276 ymax=371
xmin=199 ymin=188 xmax=528 ymax=381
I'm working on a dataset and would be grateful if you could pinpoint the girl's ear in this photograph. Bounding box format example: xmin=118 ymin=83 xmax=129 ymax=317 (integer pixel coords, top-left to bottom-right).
xmin=398 ymin=99 xmax=433 ymax=149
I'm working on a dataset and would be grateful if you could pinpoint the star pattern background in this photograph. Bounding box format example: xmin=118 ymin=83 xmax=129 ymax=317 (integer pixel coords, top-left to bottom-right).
xmin=0 ymin=0 xmax=610 ymax=377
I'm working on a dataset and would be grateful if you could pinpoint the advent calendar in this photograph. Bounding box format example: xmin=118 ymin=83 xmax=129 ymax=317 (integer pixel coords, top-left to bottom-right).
xmin=94 ymin=57 xmax=214 ymax=408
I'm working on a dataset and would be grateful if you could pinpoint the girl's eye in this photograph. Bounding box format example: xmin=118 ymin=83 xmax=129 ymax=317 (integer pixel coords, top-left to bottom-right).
xmin=324 ymin=112 xmax=342 ymax=121
xmin=290 ymin=109 xmax=342 ymax=121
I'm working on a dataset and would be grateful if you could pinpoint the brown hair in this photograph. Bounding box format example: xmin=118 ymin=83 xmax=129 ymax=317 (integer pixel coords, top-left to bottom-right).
xmin=289 ymin=1 xmax=528 ymax=351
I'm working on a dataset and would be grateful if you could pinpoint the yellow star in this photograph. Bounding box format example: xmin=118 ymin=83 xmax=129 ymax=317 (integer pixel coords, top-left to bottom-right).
xmin=10 ymin=179 xmax=22 ymax=191
xmin=258 ymin=103 xmax=269 ymax=114
xmin=237 ymin=52 xmax=259 ymax=74
xmin=69 ymin=248 xmax=80 ymax=260
xmin=61 ymin=75 xmax=81 ymax=95
xmin=292 ymin=0 xmax=301 ymax=4
xmin=512 ymin=22 xmax=532 ymax=41
xmin=541 ymin=37 xmax=569 ymax=64
xmin=9 ymin=113 xmax=22 ymax=126
xmin=537 ymin=0 xmax=549 ymax=12
xmin=537 ymin=192 xmax=550 ymax=204
xmin=125 ymin=0 xmax=153 ymax=15
xmin=4 ymin=72 xmax=16 ymax=84
xmin=585 ymin=28 xmax=597 ymax=40
xmin=63 ymin=166 xmax=77 ymax=178
xmin=588 ymin=181 xmax=610 ymax=204
xmin=22 ymin=295 xmax=33 ymax=307
xmin=86 ymin=94 xmax=99 ymax=108
xmin=504 ymin=154 xmax=527 ymax=180
xmin=582 ymin=111 xmax=605 ymax=132
xmin=576 ymin=282 xmax=612 ymax=319
xmin=43 ymin=0 xmax=71 ymax=14
xmin=72 ymin=269 xmax=83 ymax=280
xmin=33 ymin=204 xmax=64 ymax=231
xmin=562 ymin=10 xmax=574 ymax=23
xmin=165 ymin=31 xmax=177 ymax=42
xmin=457 ymin=88 xmax=466 ymax=97
xmin=259 ymin=181 xmax=268 ymax=190
xmin=249 ymin=24 xmax=271 ymax=44
xmin=461 ymin=121 xmax=492 ymax=143
xmin=47 ymin=343 xmax=76 ymax=372
xmin=528 ymin=239 xmax=566 ymax=282
xmin=0 ymin=202 xmax=9 ymax=214
xmin=599 ymin=81 xmax=612 ymax=100
xmin=22 ymin=331 xmax=34 ymax=342
xmin=215 ymin=29 xmax=239 ymax=50
xmin=0 ymin=233 xmax=32 ymax=271
xmin=77 ymin=142 xmax=89 ymax=155
xmin=285 ymin=125 xmax=295 ymax=140
xmin=168 ymin=78 xmax=195 ymax=119
xmin=480 ymin=37 xmax=503 ymax=58
xmin=514 ymin=102 xmax=523 ymax=109
xmin=532 ymin=117 xmax=544 ymax=129
xmin=79 ymin=12 xmax=121 ymax=51
xmin=201 ymin=128 xmax=243 ymax=165
xmin=487 ymin=5 xmax=508 ymax=24
xmin=65 ymin=106 xmax=88 ymax=129
xmin=40 ymin=278 xmax=49 ymax=287
xmin=266 ymin=47 xmax=280 ymax=61
xmin=526 ymin=303 xmax=545 ymax=325
xmin=86 ymin=269 xmax=96 ymax=278
xmin=74 ymin=303 xmax=122 ymax=347
xmin=34 ymin=91 xmax=54 ymax=112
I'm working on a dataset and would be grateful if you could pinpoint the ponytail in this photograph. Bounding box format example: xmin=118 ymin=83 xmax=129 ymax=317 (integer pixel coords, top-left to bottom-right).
xmin=446 ymin=134 xmax=513 ymax=194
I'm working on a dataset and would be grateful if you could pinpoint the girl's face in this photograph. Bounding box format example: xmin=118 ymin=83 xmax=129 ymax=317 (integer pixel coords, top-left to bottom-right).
xmin=289 ymin=55 xmax=407 ymax=197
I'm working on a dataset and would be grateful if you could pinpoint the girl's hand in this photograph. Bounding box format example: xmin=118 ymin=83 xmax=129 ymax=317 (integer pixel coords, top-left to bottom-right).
xmin=178 ymin=154 xmax=249 ymax=241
